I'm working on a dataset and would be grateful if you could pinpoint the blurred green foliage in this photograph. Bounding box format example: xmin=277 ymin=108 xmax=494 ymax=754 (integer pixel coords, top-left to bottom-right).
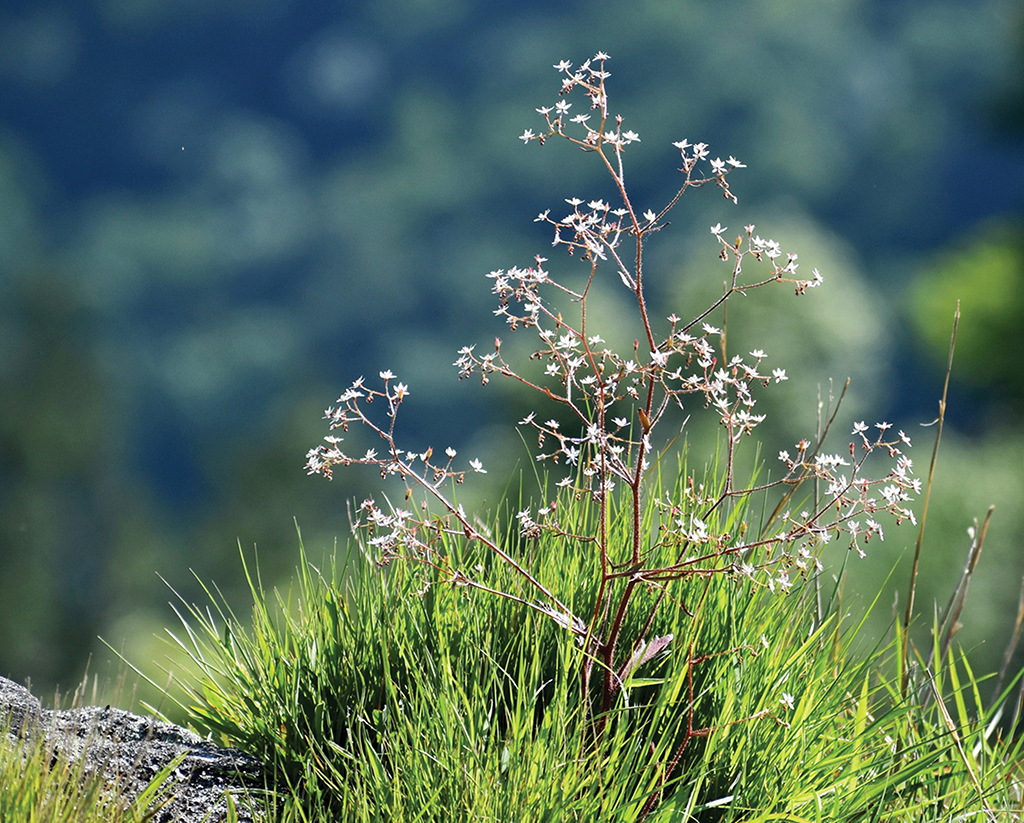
xmin=909 ymin=221 xmax=1024 ymax=412
xmin=0 ymin=0 xmax=1022 ymax=708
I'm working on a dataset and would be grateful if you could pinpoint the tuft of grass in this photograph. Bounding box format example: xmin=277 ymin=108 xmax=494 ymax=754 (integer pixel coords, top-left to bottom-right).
xmin=162 ymin=464 xmax=1024 ymax=821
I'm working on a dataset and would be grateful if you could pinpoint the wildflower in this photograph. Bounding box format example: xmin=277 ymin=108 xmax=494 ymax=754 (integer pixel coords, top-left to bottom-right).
xmin=469 ymin=459 xmax=487 ymax=473
xmin=780 ymin=693 xmax=795 ymax=711
xmin=520 ymin=129 xmax=535 ymax=143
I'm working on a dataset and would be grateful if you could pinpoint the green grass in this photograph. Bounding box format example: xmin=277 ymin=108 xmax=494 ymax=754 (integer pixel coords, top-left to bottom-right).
xmin=4 ymin=469 xmax=1021 ymax=821
xmin=143 ymin=466 xmax=1024 ymax=821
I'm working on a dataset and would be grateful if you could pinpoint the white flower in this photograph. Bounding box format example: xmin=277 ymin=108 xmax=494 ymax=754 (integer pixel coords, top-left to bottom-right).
xmin=519 ymin=129 xmax=535 ymax=143
xmin=710 ymin=223 xmax=725 ymax=236
xmin=470 ymin=459 xmax=487 ymax=474
xmin=780 ymin=693 xmax=795 ymax=711
xmin=379 ymin=370 xmax=395 ymax=380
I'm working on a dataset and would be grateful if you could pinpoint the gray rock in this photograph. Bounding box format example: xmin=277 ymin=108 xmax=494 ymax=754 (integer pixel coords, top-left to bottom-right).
xmin=0 ymin=675 xmax=274 ymax=822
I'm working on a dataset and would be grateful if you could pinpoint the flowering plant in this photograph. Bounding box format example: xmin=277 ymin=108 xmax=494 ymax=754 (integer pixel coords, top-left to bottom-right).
xmin=305 ymin=53 xmax=918 ymax=727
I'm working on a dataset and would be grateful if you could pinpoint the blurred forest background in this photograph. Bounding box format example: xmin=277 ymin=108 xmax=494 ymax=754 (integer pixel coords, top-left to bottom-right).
xmin=1 ymin=0 xmax=1023 ymax=717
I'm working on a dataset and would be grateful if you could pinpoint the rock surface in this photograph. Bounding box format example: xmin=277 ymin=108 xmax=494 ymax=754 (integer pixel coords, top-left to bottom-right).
xmin=0 ymin=675 xmax=272 ymax=822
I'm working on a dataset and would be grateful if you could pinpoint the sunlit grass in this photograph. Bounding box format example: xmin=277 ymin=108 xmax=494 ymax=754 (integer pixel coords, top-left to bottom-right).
xmin=152 ymin=467 xmax=1024 ymax=821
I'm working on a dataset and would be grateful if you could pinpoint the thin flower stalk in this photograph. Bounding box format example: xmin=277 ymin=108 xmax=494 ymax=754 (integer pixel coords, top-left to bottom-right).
xmin=306 ymin=53 xmax=918 ymax=728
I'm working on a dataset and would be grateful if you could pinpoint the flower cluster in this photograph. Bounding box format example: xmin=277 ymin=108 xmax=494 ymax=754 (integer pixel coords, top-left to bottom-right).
xmin=309 ymin=53 xmax=920 ymax=715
